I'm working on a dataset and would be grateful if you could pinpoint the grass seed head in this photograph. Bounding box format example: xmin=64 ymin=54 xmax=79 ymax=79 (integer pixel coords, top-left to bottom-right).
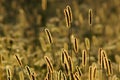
xmin=64 ymin=9 xmax=71 ymax=28
xmin=82 ymin=50 xmax=87 ymax=67
xmin=44 ymin=56 xmax=54 ymax=73
xmin=66 ymin=5 xmax=73 ymax=23
xmin=88 ymin=9 xmax=93 ymax=26
xmin=45 ymin=28 xmax=53 ymax=44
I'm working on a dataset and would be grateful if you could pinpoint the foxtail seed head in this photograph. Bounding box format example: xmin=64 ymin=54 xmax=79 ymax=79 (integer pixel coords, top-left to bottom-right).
xmin=73 ymin=37 xmax=78 ymax=53
xmin=82 ymin=50 xmax=87 ymax=67
xmin=66 ymin=5 xmax=72 ymax=23
xmin=45 ymin=28 xmax=53 ymax=44
xmin=88 ymin=9 xmax=93 ymax=26
xmin=44 ymin=56 xmax=54 ymax=73
xmin=64 ymin=5 xmax=73 ymax=28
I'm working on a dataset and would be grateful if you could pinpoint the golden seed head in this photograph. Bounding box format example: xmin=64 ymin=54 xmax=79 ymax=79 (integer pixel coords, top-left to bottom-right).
xmin=64 ymin=5 xmax=73 ymax=28
xmin=82 ymin=50 xmax=87 ymax=67
xmin=88 ymin=9 xmax=93 ymax=26
xmin=72 ymin=36 xmax=78 ymax=53
xmin=64 ymin=9 xmax=70 ymax=28
xmin=45 ymin=28 xmax=53 ymax=44
xmin=44 ymin=56 xmax=54 ymax=73
xmin=66 ymin=5 xmax=73 ymax=23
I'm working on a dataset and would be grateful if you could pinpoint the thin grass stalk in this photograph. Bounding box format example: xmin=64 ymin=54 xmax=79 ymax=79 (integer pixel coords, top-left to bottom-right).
xmin=68 ymin=28 xmax=72 ymax=57
xmin=39 ymin=37 xmax=47 ymax=52
xmin=88 ymin=9 xmax=93 ymax=66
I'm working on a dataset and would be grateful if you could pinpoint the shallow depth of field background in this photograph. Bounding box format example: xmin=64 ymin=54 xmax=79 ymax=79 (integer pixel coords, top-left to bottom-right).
xmin=0 ymin=0 xmax=120 ymax=80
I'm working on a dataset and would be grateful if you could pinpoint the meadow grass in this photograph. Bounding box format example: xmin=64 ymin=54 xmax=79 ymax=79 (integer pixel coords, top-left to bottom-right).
xmin=0 ymin=0 xmax=120 ymax=80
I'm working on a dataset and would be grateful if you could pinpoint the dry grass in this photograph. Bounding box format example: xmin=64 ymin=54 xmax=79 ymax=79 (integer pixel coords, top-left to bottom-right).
xmin=0 ymin=0 xmax=120 ymax=80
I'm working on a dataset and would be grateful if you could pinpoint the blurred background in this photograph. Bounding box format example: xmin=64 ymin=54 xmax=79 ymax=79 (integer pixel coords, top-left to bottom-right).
xmin=0 ymin=0 xmax=120 ymax=79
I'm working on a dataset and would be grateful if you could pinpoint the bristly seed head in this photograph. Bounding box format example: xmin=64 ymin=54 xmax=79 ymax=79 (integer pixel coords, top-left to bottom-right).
xmin=45 ymin=28 xmax=53 ymax=44
xmin=44 ymin=56 xmax=54 ymax=73
xmin=64 ymin=5 xmax=73 ymax=28
xmin=82 ymin=50 xmax=87 ymax=67
xmin=88 ymin=9 xmax=93 ymax=26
